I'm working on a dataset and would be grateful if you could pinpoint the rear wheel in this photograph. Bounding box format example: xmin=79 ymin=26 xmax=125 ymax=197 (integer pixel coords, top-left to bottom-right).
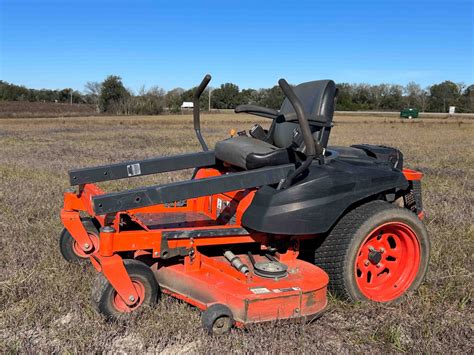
xmin=59 ymin=219 xmax=99 ymax=263
xmin=314 ymin=201 xmax=429 ymax=302
xmin=91 ymin=259 xmax=159 ymax=320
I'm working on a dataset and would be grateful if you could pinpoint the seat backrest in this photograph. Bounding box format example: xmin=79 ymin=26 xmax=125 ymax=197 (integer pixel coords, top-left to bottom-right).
xmin=272 ymin=80 xmax=337 ymax=149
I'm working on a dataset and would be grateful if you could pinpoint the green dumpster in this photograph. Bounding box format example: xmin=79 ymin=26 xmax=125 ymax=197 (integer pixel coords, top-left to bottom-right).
xmin=400 ymin=108 xmax=419 ymax=119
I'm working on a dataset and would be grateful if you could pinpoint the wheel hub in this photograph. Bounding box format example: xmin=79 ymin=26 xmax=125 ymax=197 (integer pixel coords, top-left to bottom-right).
xmin=368 ymin=249 xmax=382 ymax=265
xmin=355 ymin=222 xmax=421 ymax=302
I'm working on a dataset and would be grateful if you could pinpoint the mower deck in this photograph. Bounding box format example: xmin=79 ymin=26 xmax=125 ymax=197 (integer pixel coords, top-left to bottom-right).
xmin=153 ymin=253 xmax=328 ymax=325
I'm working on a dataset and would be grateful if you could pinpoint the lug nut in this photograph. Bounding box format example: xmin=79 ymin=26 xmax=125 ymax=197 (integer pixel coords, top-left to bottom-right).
xmin=129 ymin=295 xmax=135 ymax=302
xmin=380 ymin=247 xmax=385 ymax=253
xmin=368 ymin=246 xmax=376 ymax=252
xmin=376 ymin=263 xmax=381 ymax=268
xmin=364 ymin=260 xmax=370 ymax=266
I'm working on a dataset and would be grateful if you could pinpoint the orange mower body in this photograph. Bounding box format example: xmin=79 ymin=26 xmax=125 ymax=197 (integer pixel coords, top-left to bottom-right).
xmin=59 ymin=75 xmax=429 ymax=334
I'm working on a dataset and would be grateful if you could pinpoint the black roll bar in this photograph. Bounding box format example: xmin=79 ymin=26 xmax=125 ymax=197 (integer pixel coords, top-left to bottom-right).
xmin=193 ymin=74 xmax=212 ymax=151
xmin=278 ymin=79 xmax=317 ymax=156
xmin=278 ymin=79 xmax=323 ymax=189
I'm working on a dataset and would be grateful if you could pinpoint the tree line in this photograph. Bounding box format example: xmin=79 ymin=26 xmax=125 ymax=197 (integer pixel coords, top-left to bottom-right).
xmin=1 ymin=76 xmax=472 ymax=114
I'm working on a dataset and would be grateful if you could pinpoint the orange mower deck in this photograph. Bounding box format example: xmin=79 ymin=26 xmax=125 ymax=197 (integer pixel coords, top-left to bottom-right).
xmin=60 ymin=170 xmax=329 ymax=327
xmin=153 ymin=253 xmax=328 ymax=326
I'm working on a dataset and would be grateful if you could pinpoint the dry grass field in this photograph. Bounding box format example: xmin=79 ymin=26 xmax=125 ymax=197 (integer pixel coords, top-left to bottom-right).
xmin=0 ymin=101 xmax=98 ymax=119
xmin=0 ymin=113 xmax=472 ymax=353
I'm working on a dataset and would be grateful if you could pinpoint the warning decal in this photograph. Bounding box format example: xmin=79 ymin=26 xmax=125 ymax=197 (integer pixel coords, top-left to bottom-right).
xmin=249 ymin=287 xmax=272 ymax=295
xmin=127 ymin=163 xmax=142 ymax=177
xmin=273 ymin=287 xmax=300 ymax=293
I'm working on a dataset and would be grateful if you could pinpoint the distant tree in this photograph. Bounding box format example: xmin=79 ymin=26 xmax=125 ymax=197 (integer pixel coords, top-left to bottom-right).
xmin=165 ymin=88 xmax=185 ymax=113
xmin=99 ymin=75 xmax=130 ymax=113
xmin=352 ymin=84 xmax=372 ymax=110
xmin=0 ymin=81 xmax=30 ymax=101
xmin=35 ymin=89 xmax=56 ymax=102
xmin=212 ymin=83 xmax=241 ymax=109
xmin=129 ymin=86 xmax=166 ymax=115
xmin=84 ymin=81 xmax=102 ymax=105
xmin=2 ymin=77 xmax=473 ymax=114
xmin=462 ymin=85 xmax=474 ymax=112
xmin=335 ymin=83 xmax=355 ymax=110
xmin=239 ymin=88 xmax=257 ymax=105
xmin=388 ymin=85 xmax=404 ymax=109
xmin=255 ymin=85 xmax=284 ymax=109
xmin=57 ymin=88 xmax=72 ymax=103
xmin=429 ymin=81 xmax=460 ymax=112
xmin=369 ymin=84 xmax=388 ymax=110
xmin=419 ymin=87 xmax=430 ymax=112
xmin=405 ymin=82 xmax=423 ymax=108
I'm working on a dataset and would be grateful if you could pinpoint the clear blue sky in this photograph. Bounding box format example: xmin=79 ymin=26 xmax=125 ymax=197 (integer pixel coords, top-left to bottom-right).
xmin=0 ymin=0 xmax=472 ymax=92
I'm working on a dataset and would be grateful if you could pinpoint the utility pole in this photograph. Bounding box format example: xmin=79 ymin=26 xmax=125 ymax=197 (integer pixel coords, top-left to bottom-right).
xmin=208 ymin=87 xmax=211 ymax=112
xmin=70 ymin=90 xmax=73 ymax=105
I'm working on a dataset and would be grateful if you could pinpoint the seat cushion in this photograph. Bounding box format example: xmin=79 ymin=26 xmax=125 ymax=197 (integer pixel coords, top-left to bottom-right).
xmin=215 ymin=136 xmax=295 ymax=170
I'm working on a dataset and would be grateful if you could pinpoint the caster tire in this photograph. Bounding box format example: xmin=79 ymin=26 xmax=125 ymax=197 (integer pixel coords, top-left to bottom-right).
xmin=59 ymin=219 xmax=99 ymax=263
xmin=91 ymin=259 xmax=159 ymax=321
xmin=201 ymin=304 xmax=233 ymax=335
xmin=314 ymin=201 xmax=430 ymax=303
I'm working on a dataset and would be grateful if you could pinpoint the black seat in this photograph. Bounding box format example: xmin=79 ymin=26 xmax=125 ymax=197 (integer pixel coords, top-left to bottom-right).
xmin=215 ymin=79 xmax=337 ymax=170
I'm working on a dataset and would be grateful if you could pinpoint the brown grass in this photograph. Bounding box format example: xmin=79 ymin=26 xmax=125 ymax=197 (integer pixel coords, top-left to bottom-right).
xmin=0 ymin=114 xmax=472 ymax=353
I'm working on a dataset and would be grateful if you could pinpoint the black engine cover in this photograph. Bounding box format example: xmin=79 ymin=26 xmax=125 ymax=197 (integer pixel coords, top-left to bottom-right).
xmin=242 ymin=153 xmax=408 ymax=235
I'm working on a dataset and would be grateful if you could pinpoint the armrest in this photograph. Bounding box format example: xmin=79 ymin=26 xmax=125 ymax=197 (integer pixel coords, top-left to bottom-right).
xmin=68 ymin=151 xmax=215 ymax=185
xmin=234 ymin=104 xmax=279 ymax=119
xmin=283 ymin=112 xmax=333 ymax=126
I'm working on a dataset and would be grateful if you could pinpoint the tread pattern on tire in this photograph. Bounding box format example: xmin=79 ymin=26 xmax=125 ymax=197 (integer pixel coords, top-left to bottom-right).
xmin=313 ymin=200 xmax=418 ymax=301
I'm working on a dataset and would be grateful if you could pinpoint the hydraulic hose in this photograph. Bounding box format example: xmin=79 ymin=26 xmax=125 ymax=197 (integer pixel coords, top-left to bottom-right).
xmin=224 ymin=250 xmax=249 ymax=274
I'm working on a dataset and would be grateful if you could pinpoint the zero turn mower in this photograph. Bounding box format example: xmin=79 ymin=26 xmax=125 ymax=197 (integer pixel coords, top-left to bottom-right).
xmin=59 ymin=75 xmax=429 ymax=334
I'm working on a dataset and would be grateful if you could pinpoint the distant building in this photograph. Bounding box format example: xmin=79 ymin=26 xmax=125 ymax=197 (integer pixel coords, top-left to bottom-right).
xmin=181 ymin=101 xmax=194 ymax=109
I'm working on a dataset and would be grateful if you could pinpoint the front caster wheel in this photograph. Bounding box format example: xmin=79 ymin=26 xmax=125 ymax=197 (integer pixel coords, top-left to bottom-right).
xmin=314 ymin=201 xmax=430 ymax=303
xmin=92 ymin=259 xmax=160 ymax=320
xmin=201 ymin=304 xmax=234 ymax=335
xmin=59 ymin=219 xmax=99 ymax=264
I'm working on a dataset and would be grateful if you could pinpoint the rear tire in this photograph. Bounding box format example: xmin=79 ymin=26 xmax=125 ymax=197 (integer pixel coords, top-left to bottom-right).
xmin=59 ymin=219 xmax=99 ymax=264
xmin=314 ymin=201 xmax=429 ymax=302
xmin=91 ymin=259 xmax=160 ymax=320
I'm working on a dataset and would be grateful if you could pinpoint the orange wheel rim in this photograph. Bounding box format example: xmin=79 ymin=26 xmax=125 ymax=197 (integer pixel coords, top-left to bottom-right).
xmin=355 ymin=222 xmax=421 ymax=302
xmin=112 ymin=281 xmax=145 ymax=312
xmin=72 ymin=233 xmax=99 ymax=258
